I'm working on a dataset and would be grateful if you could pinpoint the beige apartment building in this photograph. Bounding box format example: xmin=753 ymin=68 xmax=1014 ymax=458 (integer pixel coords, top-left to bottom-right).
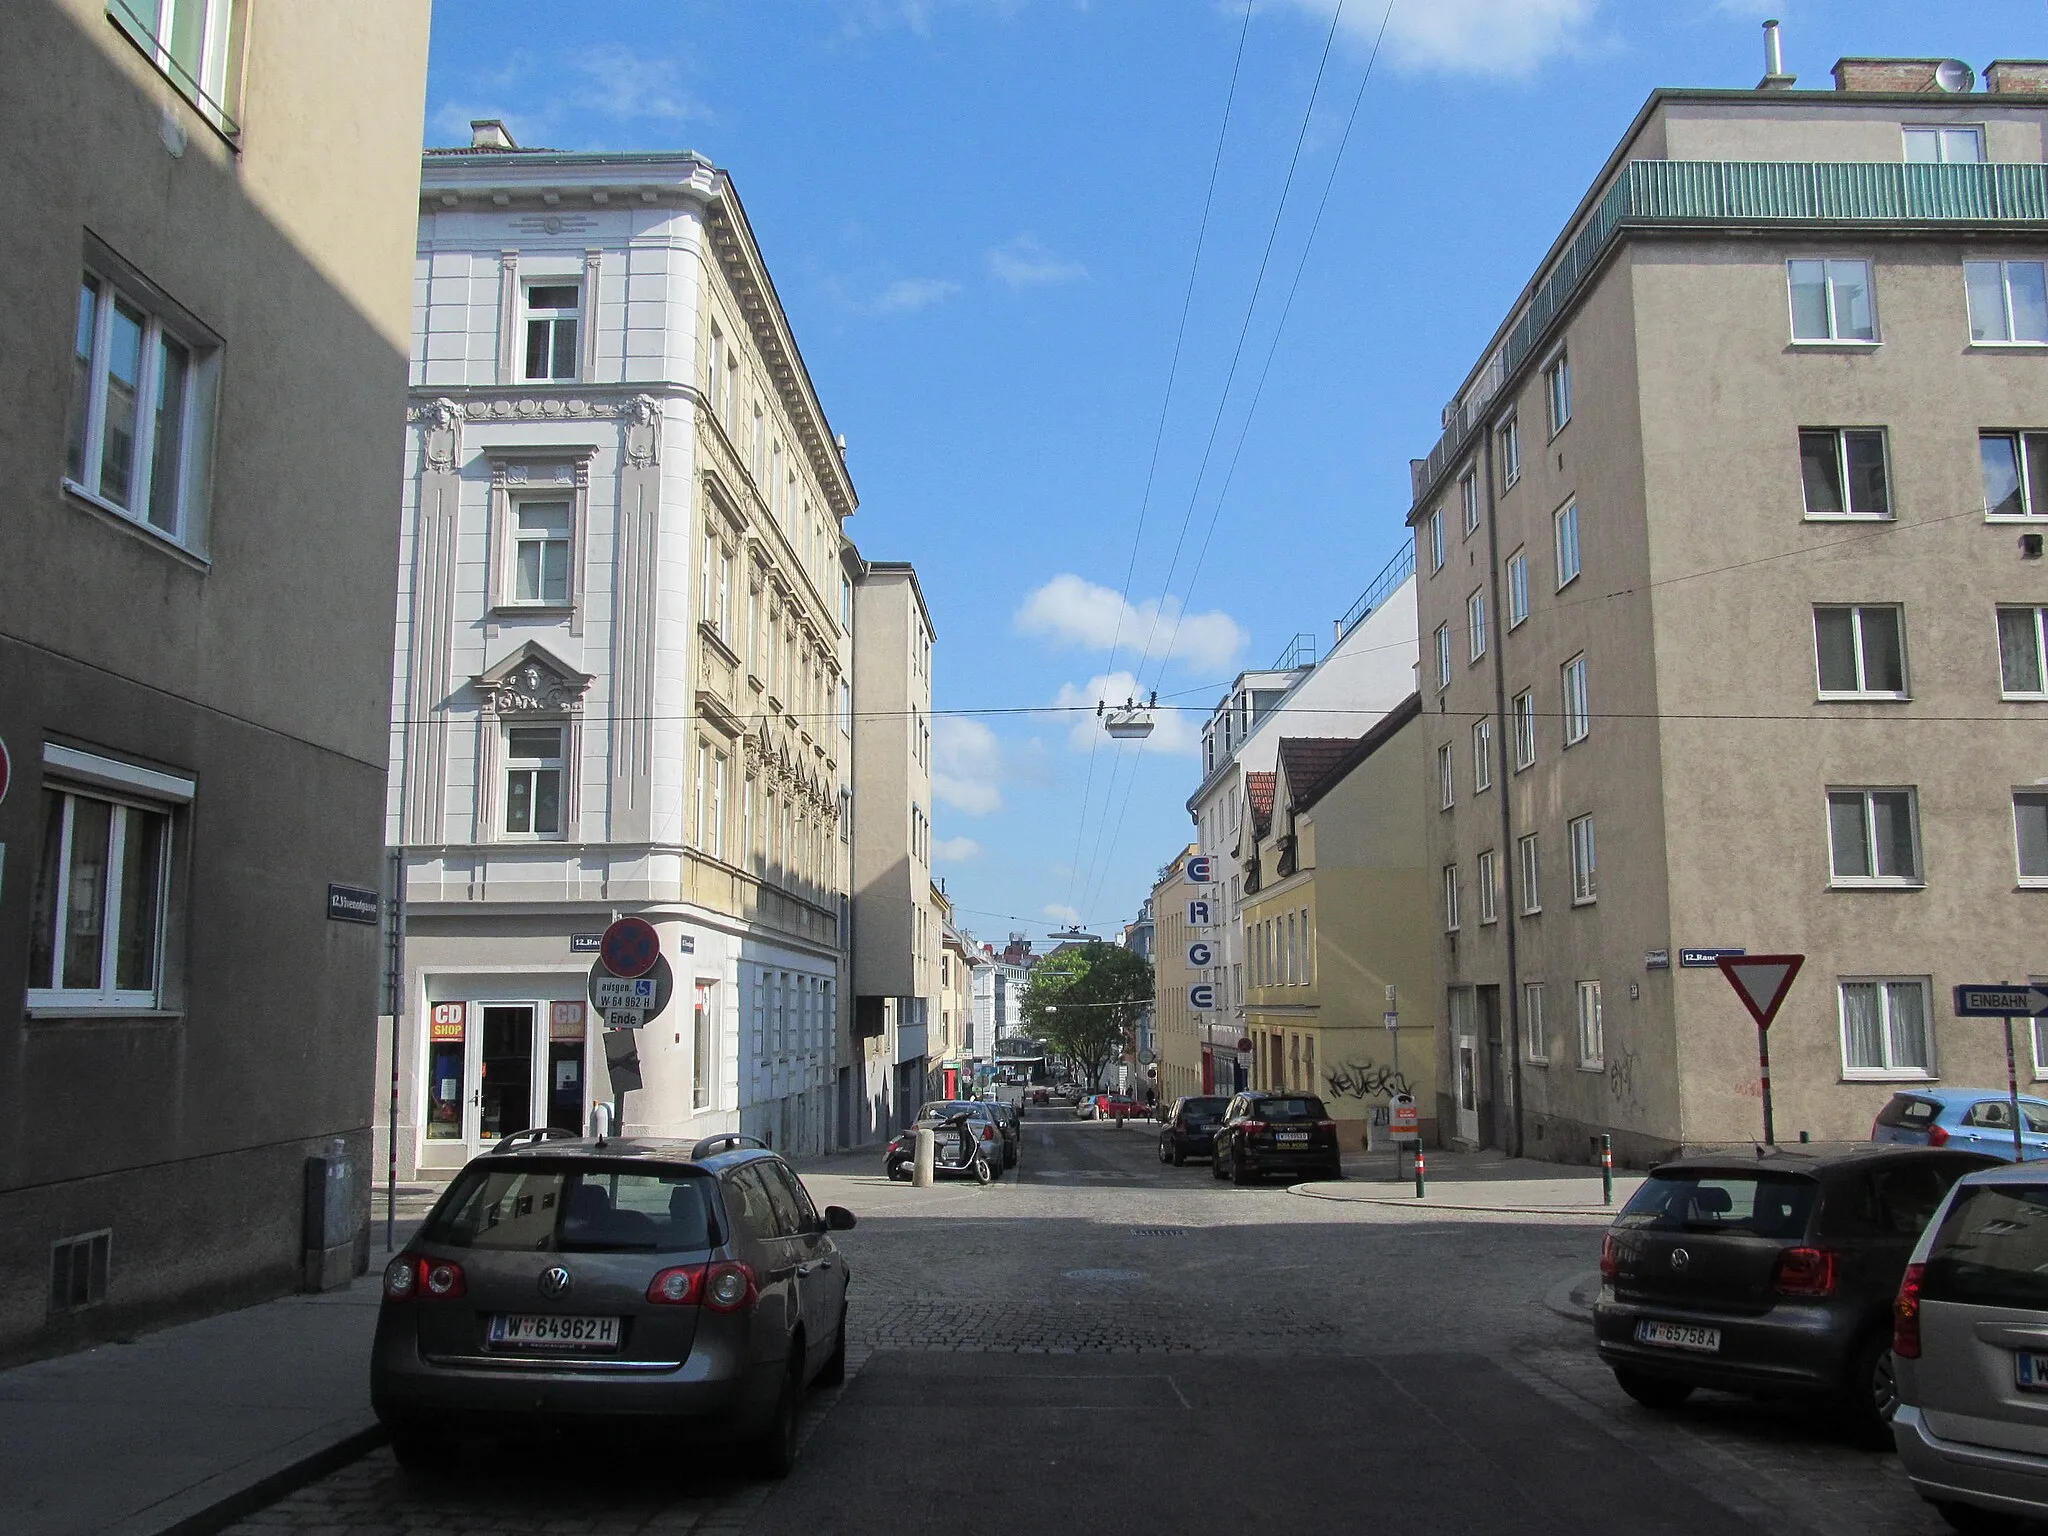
xmin=1410 ymin=52 xmax=2048 ymax=1164
xmin=0 ymin=1 xmax=429 ymax=1354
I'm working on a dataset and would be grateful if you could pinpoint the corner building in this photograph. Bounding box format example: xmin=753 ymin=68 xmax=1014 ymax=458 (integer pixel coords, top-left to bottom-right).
xmin=1409 ymin=58 xmax=2048 ymax=1163
xmin=386 ymin=128 xmax=856 ymax=1174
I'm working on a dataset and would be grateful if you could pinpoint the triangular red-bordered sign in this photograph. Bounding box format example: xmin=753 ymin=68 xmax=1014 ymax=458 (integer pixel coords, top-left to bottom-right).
xmin=1716 ymin=953 xmax=1805 ymax=1030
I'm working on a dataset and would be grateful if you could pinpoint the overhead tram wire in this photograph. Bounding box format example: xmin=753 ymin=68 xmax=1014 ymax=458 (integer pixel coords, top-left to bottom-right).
xmin=1060 ymin=0 xmax=1257 ymax=916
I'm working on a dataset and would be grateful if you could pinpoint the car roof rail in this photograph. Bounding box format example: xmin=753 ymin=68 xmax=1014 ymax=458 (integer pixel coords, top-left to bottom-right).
xmin=689 ymin=1132 xmax=768 ymax=1161
xmin=487 ymin=1127 xmax=580 ymax=1154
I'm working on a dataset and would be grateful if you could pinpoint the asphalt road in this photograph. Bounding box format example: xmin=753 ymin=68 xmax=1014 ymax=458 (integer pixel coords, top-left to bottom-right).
xmin=227 ymin=1110 xmax=1954 ymax=1536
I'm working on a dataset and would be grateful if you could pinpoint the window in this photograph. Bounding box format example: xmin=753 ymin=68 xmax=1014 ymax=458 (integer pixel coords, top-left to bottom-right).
xmin=1460 ymin=470 xmax=1480 ymax=537
xmin=1434 ymin=623 xmax=1452 ymax=691
xmin=28 ymin=781 xmax=176 ymax=1009
xmin=504 ymin=727 xmax=565 ymax=839
xmin=1426 ymin=507 xmax=1445 ymax=573
xmin=1472 ymin=719 xmax=1492 ymax=793
xmin=1788 ymin=258 xmax=1876 ymax=342
xmin=1437 ymin=742 xmax=1455 ymax=810
xmin=1443 ymin=865 xmax=1461 ymax=933
xmin=1524 ymin=982 xmax=1548 ymax=1064
xmin=1999 ymin=606 xmax=2048 ymax=697
xmin=1553 ymin=500 xmax=1580 ymax=588
xmin=1477 ymin=849 xmax=1498 ymax=925
xmin=107 ymin=0 xmax=246 ymax=135
xmin=1512 ymin=690 xmax=1536 ymax=771
xmin=1799 ymin=429 xmax=1892 ymax=520
xmin=64 ymin=267 xmax=216 ymax=550
xmin=1544 ymin=352 xmax=1572 ymax=437
xmin=1561 ymin=654 xmax=1590 ymax=745
xmin=1840 ymin=979 xmax=1933 ymax=1078
xmin=693 ymin=982 xmax=716 ymax=1109
xmin=1813 ymin=605 xmax=1906 ymax=698
xmin=1966 ymin=261 xmax=2048 ymax=346
xmin=1980 ymin=432 xmax=2048 ymax=520
xmin=708 ymin=751 xmax=727 ymax=860
xmin=510 ymin=500 xmax=571 ymax=606
xmin=522 ymin=283 xmax=581 ymax=382
xmin=1506 ymin=549 xmax=1529 ymax=629
xmin=1827 ymin=787 xmax=1921 ymax=885
xmin=1576 ymin=980 xmax=1603 ymax=1069
xmin=1467 ymin=588 xmax=1488 ymax=662
xmin=1569 ymin=814 xmax=1596 ymax=904
xmin=1517 ymin=833 xmax=1540 ymax=915
xmin=2015 ymin=793 xmax=2048 ymax=886
xmin=1904 ymin=126 xmax=1983 ymax=164
xmin=1498 ymin=415 xmax=1521 ymax=490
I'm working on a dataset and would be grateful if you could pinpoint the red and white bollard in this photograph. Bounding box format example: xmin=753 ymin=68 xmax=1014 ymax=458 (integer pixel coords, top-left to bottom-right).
xmin=1413 ymin=1147 xmax=1427 ymax=1199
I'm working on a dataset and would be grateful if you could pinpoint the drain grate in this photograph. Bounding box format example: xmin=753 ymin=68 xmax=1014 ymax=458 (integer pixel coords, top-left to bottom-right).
xmin=1129 ymin=1227 xmax=1187 ymax=1237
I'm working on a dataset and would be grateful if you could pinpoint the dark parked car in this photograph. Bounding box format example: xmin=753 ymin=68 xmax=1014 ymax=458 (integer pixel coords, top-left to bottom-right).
xmin=1593 ymin=1145 xmax=1997 ymax=1434
xmin=1209 ymin=1092 xmax=1343 ymax=1184
xmin=371 ymin=1133 xmax=855 ymax=1477
xmin=1159 ymin=1096 xmax=1232 ymax=1166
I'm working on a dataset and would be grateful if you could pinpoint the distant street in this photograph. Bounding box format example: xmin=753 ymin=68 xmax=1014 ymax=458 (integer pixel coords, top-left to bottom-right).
xmin=232 ymin=1111 xmax=1943 ymax=1536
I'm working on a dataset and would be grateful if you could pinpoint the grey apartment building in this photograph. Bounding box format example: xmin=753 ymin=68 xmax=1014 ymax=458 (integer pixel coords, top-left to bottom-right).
xmin=1411 ymin=53 xmax=2048 ymax=1163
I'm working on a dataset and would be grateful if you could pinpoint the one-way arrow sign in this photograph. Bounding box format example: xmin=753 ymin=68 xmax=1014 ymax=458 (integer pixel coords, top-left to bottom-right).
xmin=1717 ymin=953 xmax=1805 ymax=1030
xmin=1954 ymin=984 xmax=2048 ymax=1019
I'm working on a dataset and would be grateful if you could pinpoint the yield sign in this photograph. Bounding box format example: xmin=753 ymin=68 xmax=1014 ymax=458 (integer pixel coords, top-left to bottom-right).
xmin=1717 ymin=953 xmax=1805 ymax=1030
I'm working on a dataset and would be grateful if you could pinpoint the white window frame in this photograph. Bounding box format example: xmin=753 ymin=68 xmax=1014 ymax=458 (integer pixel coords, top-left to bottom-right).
xmin=521 ymin=280 xmax=582 ymax=383
xmin=64 ymin=264 xmax=218 ymax=554
xmin=507 ymin=496 xmax=574 ymax=608
xmin=1467 ymin=587 xmax=1488 ymax=663
xmin=1576 ymin=980 xmax=1603 ymax=1071
xmin=1443 ymin=864 xmax=1461 ymax=934
xmin=1506 ymin=549 xmax=1529 ymax=629
xmin=1517 ymin=832 xmax=1540 ymax=915
xmin=1523 ymin=981 xmax=1548 ymax=1065
xmin=1460 ymin=469 xmax=1480 ymax=538
xmin=1472 ymin=719 xmax=1493 ymax=793
xmin=107 ymin=0 xmax=246 ymax=136
xmin=1553 ymin=499 xmax=1580 ymax=589
xmin=2014 ymin=791 xmax=2048 ymax=888
xmin=1999 ymin=605 xmax=2048 ymax=698
xmin=1826 ymin=786 xmax=1923 ymax=888
xmin=1904 ymin=125 xmax=1984 ymax=164
xmin=1788 ymin=257 xmax=1878 ymax=343
xmin=1498 ymin=415 xmax=1521 ymax=490
xmin=1812 ymin=604 xmax=1908 ymax=700
xmin=1838 ymin=977 xmax=1936 ymax=1081
xmin=1477 ymin=849 xmax=1498 ymax=925
xmin=1799 ymin=427 xmax=1893 ymax=522
xmin=1437 ymin=742 xmax=1455 ymax=810
xmin=1966 ymin=261 xmax=2048 ymax=347
xmin=503 ymin=724 xmax=567 ymax=841
xmin=1426 ymin=507 xmax=1445 ymax=573
xmin=1511 ymin=690 xmax=1536 ymax=771
xmin=1561 ymin=654 xmax=1590 ymax=746
xmin=1434 ymin=623 xmax=1453 ymax=692
xmin=1569 ymin=814 xmax=1597 ymax=905
xmin=1543 ymin=350 xmax=1572 ymax=438
xmin=1980 ymin=431 xmax=2048 ymax=521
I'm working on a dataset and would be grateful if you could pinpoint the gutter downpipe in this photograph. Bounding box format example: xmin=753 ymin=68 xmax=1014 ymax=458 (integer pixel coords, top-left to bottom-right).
xmin=1481 ymin=425 xmax=1527 ymax=1159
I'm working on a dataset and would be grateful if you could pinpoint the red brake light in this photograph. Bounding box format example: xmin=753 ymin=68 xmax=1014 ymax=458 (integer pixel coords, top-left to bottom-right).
xmin=1600 ymin=1232 xmax=1619 ymax=1278
xmin=1928 ymin=1123 xmax=1950 ymax=1148
xmin=1772 ymin=1246 xmax=1838 ymax=1297
xmin=703 ymin=1260 xmax=758 ymax=1313
xmin=1895 ymin=1262 xmax=1925 ymax=1359
xmin=981 ymin=1124 xmax=997 ymax=1140
xmin=647 ymin=1264 xmax=705 ymax=1305
xmin=419 ymin=1257 xmax=466 ymax=1299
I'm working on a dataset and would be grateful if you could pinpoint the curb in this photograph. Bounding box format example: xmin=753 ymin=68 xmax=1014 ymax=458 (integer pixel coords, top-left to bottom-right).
xmin=1288 ymin=1182 xmax=1621 ymax=1217
xmin=1543 ymin=1271 xmax=1603 ymax=1324
xmin=112 ymin=1420 xmax=386 ymax=1536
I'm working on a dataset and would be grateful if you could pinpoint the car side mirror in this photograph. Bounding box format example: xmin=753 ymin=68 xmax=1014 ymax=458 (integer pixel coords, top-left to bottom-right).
xmin=823 ymin=1205 xmax=857 ymax=1231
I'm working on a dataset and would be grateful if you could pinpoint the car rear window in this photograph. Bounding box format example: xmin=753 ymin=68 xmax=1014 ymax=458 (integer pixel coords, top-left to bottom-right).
xmin=1923 ymin=1184 xmax=2048 ymax=1310
xmin=1253 ymin=1097 xmax=1327 ymax=1121
xmin=422 ymin=1163 xmax=722 ymax=1253
xmin=1184 ymin=1098 xmax=1229 ymax=1116
xmin=1876 ymin=1095 xmax=1939 ymax=1129
xmin=1614 ymin=1172 xmax=1818 ymax=1240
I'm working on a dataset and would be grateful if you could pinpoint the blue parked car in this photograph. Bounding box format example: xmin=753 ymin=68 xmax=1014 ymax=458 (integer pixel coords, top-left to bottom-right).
xmin=1872 ymin=1088 xmax=2048 ymax=1160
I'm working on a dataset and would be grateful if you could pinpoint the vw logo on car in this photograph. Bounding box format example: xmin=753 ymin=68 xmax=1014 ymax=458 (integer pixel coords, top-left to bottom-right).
xmin=1668 ymin=1248 xmax=1690 ymax=1271
xmin=539 ymin=1265 xmax=572 ymax=1297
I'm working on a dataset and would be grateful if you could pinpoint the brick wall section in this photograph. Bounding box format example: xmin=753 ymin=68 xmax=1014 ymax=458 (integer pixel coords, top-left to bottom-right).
xmin=1987 ymin=61 xmax=2048 ymax=95
xmin=1831 ymin=58 xmax=1945 ymax=92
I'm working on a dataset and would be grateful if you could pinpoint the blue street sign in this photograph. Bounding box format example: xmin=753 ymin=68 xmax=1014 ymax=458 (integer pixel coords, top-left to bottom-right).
xmin=1954 ymin=984 xmax=2048 ymax=1019
xmin=1187 ymin=941 xmax=1214 ymax=968
xmin=1186 ymin=855 xmax=1215 ymax=884
xmin=1680 ymin=947 xmax=1745 ymax=968
xmin=1189 ymin=983 xmax=1216 ymax=1011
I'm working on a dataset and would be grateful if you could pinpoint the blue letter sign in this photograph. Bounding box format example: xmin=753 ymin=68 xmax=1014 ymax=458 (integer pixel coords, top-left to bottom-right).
xmin=1186 ymin=855 xmax=1214 ymax=884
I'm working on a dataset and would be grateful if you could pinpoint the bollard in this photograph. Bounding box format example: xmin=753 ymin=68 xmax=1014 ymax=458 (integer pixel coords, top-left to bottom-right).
xmin=1414 ymin=1147 xmax=1427 ymax=1200
xmin=1600 ymin=1133 xmax=1614 ymax=1207
xmin=913 ymin=1127 xmax=936 ymax=1187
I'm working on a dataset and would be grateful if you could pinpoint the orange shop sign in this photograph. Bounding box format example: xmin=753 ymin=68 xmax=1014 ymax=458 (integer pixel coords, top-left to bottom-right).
xmin=550 ymin=1001 xmax=587 ymax=1040
xmin=430 ymin=1002 xmax=466 ymax=1041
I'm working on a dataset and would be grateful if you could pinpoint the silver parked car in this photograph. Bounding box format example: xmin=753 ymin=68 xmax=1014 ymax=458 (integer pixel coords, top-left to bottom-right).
xmin=371 ymin=1131 xmax=854 ymax=1478
xmin=1893 ymin=1162 xmax=2048 ymax=1532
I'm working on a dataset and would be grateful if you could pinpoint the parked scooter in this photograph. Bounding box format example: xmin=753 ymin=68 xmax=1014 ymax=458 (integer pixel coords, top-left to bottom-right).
xmin=884 ymin=1111 xmax=994 ymax=1185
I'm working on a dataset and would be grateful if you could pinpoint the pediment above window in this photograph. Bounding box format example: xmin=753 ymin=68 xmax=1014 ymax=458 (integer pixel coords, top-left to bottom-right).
xmin=473 ymin=641 xmax=593 ymax=716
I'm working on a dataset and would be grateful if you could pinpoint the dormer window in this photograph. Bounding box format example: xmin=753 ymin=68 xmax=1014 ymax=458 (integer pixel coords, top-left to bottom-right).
xmin=523 ymin=283 xmax=581 ymax=381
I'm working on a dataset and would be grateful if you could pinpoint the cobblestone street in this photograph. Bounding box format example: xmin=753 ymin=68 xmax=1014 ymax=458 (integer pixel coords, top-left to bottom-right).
xmin=225 ymin=1113 xmax=1955 ymax=1535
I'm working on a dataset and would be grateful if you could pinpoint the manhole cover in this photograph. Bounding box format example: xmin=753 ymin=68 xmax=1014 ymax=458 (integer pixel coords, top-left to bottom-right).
xmin=1129 ymin=1227 xmax=1187 ymax=1237
xmin=1062 ymin=1268 xmax=1144 ymax=1284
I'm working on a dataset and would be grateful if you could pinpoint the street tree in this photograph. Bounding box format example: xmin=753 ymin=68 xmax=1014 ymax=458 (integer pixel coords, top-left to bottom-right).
xmin=1022 ymin=942 xmax=1154 ymax=1092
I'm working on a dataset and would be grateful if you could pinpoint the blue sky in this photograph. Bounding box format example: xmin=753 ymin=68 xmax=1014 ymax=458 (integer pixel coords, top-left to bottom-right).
xmin=425 ymin=0 xmax=2044 ymax=948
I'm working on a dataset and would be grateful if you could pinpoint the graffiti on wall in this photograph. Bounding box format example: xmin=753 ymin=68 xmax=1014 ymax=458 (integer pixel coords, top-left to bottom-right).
xmin=1606 ymin=1045 xmax=1642 ymax=1120
xmin=1324 ymin=1060 xmax=1414 ymax=1101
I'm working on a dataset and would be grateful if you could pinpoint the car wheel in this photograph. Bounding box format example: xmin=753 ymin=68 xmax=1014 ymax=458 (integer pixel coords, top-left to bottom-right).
xmin=886 ymin=1159 xmax=909 ymax=1182
xmin=1844 ymin=1331 xmax=1900 ymax=1443
xmin=815 ymin=1303 xmax=849 ymax=1388
xmin=1933 ymin=1501 xmax=2023 ymax=1534
xmin=1613 ymin=1369 xmax=1695 ymax=1411
xmin=1171 ymin=1145 xmax=1186 ymax=1167
xmin=1230 ymin=1151 xmax=1253 ymax=1187
xmin=387 ymin=1427 xmax=448 ymax=1473
xmin=973 ymin=1156 xmax=993 ymax=1185
xmin=1210 ymin=1145 xmax=1228 ymax=1180
xmin=749 ymin=1352 xmax=805 ymax=1479
xmin=1157 ymin=1138 xmax=1171 ymax=1164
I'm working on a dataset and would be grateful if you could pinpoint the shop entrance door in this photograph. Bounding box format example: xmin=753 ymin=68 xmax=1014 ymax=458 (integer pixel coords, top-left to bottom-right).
xmin=477 ymin=1005 xmax=536 ymax=1143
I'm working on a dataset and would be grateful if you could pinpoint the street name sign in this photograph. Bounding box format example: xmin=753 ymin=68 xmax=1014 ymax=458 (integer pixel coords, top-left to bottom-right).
xmin=1187 ymin=940 xmax=1214 ymax=968
xmin=1681 ymin=947 xmax=1744 ymax=969
xmin=600 ymin=917 xmax=661 ymax=979
xmin=570 ymin=933 xmax=604 ymax=953
xmin=1186 ymin=855 xmax=1214 ymax=884
xmin=1717 ymin=954 xmax=1805 ymax=1029
xmin=1189 ymin=983 xmax=1217 ymax=1011
xmin=326 ymin=883 xmax=381 ymax=925
xmin=1644 ymin=949 xmax=1670 ymax=970
xmin=1954 ymin=984 xmax=2048 ymax=1019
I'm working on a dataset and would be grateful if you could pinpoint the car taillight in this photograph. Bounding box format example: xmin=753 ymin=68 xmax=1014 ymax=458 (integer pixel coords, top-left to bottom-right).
xmin=1895 ymin=1262 xmax=1925 ymax=1359
xmin=1599 ymin=1232 xmax=1619 ymax=1278
xmin=981 ymin=1124 xmax=997 ymax=1140
xmin=419 ymin=1257 xmax=466 ymax=1299
xmin=383 ymin=1256 xmax=418 ymax=1301
xmin=703 ymin=1260 xmax=758 ymax=1313
xmin=647 ymin=1264 xmax=705 ymax=1305
xmin=1772 ymin=1246 xmax=1838 ymax=1297
xmin=1928 ymin=1123 xmax=1949 ymax=1147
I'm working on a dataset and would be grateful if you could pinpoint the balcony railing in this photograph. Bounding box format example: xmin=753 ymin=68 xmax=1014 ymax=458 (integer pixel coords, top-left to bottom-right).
xmin=1334 ymin=541 xmax=1416 ymax=640
xmin=1411 ymin=158 xmax=2048 ymax=506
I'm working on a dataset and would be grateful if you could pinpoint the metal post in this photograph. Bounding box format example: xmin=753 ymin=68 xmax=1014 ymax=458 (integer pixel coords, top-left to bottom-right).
xmin=1414 ymin=1147 xmax=1427 ymax=1200
xmin=384 ymin=847 xmax=405 ymax=1253
xmin=1601 ymin=1133 xmax=1614 ymax=1206
xmin=1756 ymin=1022 xmax=1775 ymax=1146
xmin=2005 ymin=1015 xmax=2026 ymax=1163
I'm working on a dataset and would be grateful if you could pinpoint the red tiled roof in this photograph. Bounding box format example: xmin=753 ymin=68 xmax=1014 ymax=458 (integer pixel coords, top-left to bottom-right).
xmin=1245 ymin=772 xmax=1276 ymax=839
xmin=1277 ymin=737 xmax=1365 ymax=810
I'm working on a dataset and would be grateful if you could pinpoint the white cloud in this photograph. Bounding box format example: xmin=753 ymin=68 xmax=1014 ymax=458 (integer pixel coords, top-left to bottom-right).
xmin=988 ymin=234 xmax=1090 ymax=289
xmin=1272 ymin=0 xmax=1598 ymax=78
xmin=873 ymin=277 xmax=962 ymax=314
xmin=1053 ymin=673 xmax=1201 ymax=757
xmin=1016 ymin=574 xmax=1246 ymax=673
xmin=933 ymin=716 xmax=1004 ymax=815
xmin=1043 ymin=903 xmax=1082 ymax=926
xmin=932 ymin=836 xmax=983 ymax=862
xmin=429 ymin=46 xmax=709 ymax=148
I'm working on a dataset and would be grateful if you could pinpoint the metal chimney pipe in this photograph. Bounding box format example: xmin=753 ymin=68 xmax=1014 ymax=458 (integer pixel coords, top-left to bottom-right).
xmin=1763 ymin=19 xmax=1784 ymax=79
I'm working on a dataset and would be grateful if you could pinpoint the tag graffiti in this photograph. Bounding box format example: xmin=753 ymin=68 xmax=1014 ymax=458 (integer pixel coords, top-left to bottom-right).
xmin=1324 ymin=1061 xmax=1413 ymax=1101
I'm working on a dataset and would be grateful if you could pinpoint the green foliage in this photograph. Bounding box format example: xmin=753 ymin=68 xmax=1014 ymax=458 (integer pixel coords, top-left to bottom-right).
xmin=1021 ymin=942 xmax=1155 ymax=1092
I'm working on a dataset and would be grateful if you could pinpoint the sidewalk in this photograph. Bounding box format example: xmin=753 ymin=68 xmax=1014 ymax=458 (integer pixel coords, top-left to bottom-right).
xmin=1297 ymin=1144 xmax=1646 ymax=1215
xmin=0 ymin=1207 xmax=430 ymax=1536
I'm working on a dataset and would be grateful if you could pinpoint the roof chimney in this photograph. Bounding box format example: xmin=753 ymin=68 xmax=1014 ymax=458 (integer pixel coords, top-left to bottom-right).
xmin=1758 ymin=20 xmax=1796 ymax=90
xmin=470 ymin=118 xmax=517 ymax=151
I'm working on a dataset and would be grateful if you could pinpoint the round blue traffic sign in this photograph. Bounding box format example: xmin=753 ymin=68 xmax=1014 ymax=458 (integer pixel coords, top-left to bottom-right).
xmin=600 ymin=917 xmax=661 ymax=979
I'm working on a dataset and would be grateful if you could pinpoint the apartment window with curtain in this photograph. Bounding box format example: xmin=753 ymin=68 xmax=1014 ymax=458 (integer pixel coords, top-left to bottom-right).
xmin=1512 ymin=690 xmax=1536 ymax=770
xmin=508 ymin=499 xmax=572 ymax=607
xmin=1966 ymin=261 xmax=2048 ymax=346
xmin=2014 ymin=792 xmax=2048 ymax=887
xmin=1472 ymin=719 xmax=1492 ymax=793
xmin=1839 ymin=979 xmax=1934 ymax=1079
xmin=107 ymin=0 xmax=247 ymax=136
xmin=1788 ymin=258 xmax=1876 ymax=342
xmin=504 ymin=727 xmax=565 ymax=840
xmin=1904 ymin=126 xmax=1983 ymax=163
xmin=2001 ymin=607 xmax=2048 ymax=698
xmin=1813 ymin=605 xmax=1906 ymax=698
xmin=1800 ymin=428 xmax=1892 ymax=520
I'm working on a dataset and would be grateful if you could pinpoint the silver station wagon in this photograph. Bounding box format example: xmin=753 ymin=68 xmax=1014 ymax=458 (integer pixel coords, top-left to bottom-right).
xmin=371 ymin=1131 xmax=855 ymax=1477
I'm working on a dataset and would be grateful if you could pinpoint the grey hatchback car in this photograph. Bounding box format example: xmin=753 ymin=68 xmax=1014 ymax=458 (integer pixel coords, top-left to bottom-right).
xmin=371 ymin=1133 xmax=854 ymax=1477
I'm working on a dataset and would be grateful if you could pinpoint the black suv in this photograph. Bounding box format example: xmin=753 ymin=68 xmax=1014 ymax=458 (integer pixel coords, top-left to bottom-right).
xmin=371 ymin=1132 xmax=855 ymax=1476
xmin=1210 ymin=1092 xmax=1343 ymax=1184
xmin=1593 ymin=1145 xmax=1997 ymax=1434
xmin=1158 ymin=1096 xmax=1231 ymax=1165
